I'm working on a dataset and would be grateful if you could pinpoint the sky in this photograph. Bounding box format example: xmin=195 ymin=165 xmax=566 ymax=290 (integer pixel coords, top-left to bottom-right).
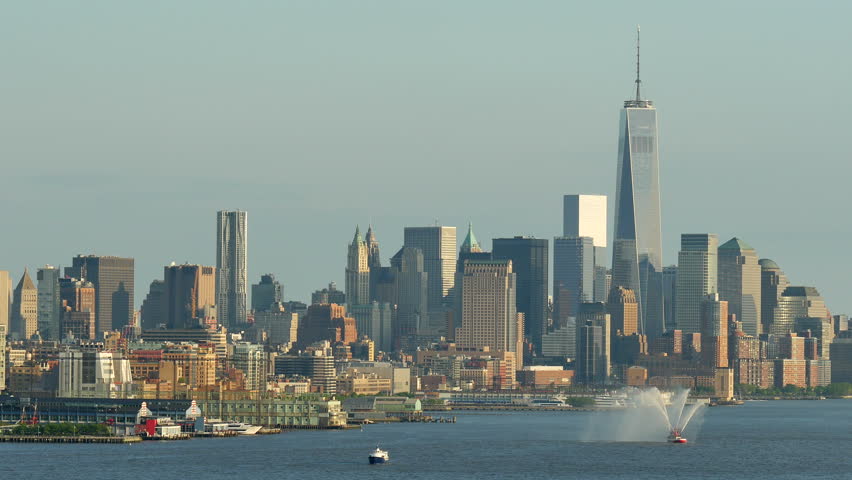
xmin=2 ymin=1 xmax=851 ymax=314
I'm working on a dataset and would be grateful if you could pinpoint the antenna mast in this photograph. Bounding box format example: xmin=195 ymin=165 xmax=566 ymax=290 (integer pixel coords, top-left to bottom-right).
xmin=635 ymin=25 xmax=641 ymax=101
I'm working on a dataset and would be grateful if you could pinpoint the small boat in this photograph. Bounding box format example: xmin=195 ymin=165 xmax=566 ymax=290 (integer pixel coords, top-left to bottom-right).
xmin=668 ymin=429 xmax=687 ymax=444
xmin=369 ymin=446 xmax=389 ymax=464
xmin=226 ymin=422 xmax=263 ymax=435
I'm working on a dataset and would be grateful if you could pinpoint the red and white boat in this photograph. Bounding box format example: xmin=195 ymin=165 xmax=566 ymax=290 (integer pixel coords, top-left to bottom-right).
xmin=668 ymin=429 xmax=687 ymax=443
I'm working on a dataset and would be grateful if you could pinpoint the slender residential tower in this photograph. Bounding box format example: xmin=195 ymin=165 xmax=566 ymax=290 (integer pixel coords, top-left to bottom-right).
xmin=216 ymin=210 xmax=248 ymax=327
xmin=611 ymin=26 xmax=664 ymax=339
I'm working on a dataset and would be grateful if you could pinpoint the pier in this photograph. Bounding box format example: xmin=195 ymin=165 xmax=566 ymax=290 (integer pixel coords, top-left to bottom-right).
xmin=0 ymin=436 xmax=141 ymax=444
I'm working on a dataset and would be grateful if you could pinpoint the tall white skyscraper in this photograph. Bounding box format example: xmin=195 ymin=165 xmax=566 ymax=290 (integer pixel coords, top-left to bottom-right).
xmin=37 ymin=265 xmax=61 ymax=340
xmin=563 ymin=194 xmax=607 ymax=248
xmin=611 ymin=28 xmax=664 ymax=340
xmin=403 ymin=226 xmax=457 ymax=308
xmin=216 ymin=210 xmax=248 ymax=327
xmin=675 ymin=234 xmax=718 ymax=334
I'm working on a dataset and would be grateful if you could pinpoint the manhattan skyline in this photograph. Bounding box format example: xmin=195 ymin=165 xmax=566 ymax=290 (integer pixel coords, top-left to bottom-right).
xmin=2 ymin=2 xmax=850 ymax=312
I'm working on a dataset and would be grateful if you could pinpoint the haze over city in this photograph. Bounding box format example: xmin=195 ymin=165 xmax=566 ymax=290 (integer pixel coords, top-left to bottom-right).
xmin=2 ymin=1 xmax=850 ymax=311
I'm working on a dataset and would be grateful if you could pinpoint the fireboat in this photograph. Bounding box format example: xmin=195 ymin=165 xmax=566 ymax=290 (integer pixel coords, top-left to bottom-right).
xmin=668 ymin=429 xmax=687 ymax=444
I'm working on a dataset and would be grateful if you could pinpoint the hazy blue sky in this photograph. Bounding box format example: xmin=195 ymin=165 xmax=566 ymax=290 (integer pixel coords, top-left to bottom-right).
xmin=2 ymin=1 xmax=851 ymax=313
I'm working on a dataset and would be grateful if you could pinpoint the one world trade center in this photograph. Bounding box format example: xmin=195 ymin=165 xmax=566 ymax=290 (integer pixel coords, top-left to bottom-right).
xmin=611 ymin=27 xmax=664 ymax=339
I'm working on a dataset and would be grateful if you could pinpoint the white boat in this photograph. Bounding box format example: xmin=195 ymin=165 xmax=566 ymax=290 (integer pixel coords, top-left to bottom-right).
xmin=226 ymin=422 xmax=263 ymax=435
xmin=369 ymin=446 xmax=389 ymax=464
xmin=594 ymin=394 xmax=629 ymax=409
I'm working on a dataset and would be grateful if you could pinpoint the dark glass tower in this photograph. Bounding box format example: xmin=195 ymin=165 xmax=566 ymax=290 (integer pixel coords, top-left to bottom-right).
xmin=492 ymin=237 xmax=548 ymax=355
xmin=611 ymin=28 xmax=664 ymax=339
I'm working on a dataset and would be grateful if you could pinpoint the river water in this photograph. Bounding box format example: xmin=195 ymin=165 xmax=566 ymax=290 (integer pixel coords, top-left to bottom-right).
xmin=1 ymin=399 xmax=848 ymax=479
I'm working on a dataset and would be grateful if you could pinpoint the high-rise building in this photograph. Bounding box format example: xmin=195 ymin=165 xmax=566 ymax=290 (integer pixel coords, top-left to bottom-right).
xmin=607 ymin=286 xmax=639 ymax=337
xmin=675 ymin=234 xmax=718 ymax=334
xmin=391 ymin=247 xmax=429 ymax=345
xmin=11 ymin=269 xmax=38 ymax=339
xmin=492 ymin=237 xmax=548 ymax=355
xmin=563 ymin=194 xmax=608 ymax=302
xmin=718 ymin=238 xmax=762 ymax=336
xmin=553 ymin=236 xmax=594 ymax=323
xmin=563 ymin=194 xmax=607 ymax=248
xmin=0 ymin=271 xmax=9 ymax=335
xmin=231 ymin=342 xmax=266 ymax=391
xmin=59 ymin=277 xmax=96 ymax=340
xmin=349 ymin=301 xmax=393 ymax=353
xmin=701 ymin=293 xmax=729 ymax=369
xmin=140 ymin=280 xmax=165 ymax=330
xmin=577 ymin=302 xmax=611 ymax=380
xmin=297 ymin=304 xmax=358 ymax=349
xmin=365 ymin=225 xmax=383 ymax=301
xmin=662 ymin=266 xmax=677 ymax=332
xmin=576 ymin=320 xmax=604 ymax=384
xmin=311 ymin=282 xmax=346 ymax=305
xmin=216 ymin=210 xmax=248 ymax=328
xmin=252 ymin=273 xmax=284 ymax=312
xmin=455 ymin=260 xmax=523 ymax=368
xmin=345 ymin=226 xmax=371 ymax=307
xmin=163 ymin=264 xmax=216 ymax=330
xmin=66 ymin=255 xmax=135 ymax=334
xmin=759 ymin=259 xmax=789 ymax=334
xmin=253 ymin=303 xmax=299 ymax=346
xmin=795 ymin=317 xmax=834 ymax=359
xmin=611 ymin=33 xmax=664 ymax=340
xmin=36 ymin=265 xmax=61 ymax=340
xmin=403 ymin=226 xmax=457 ymax=308
xmin=0 ymin=325 xmax=5 ymax=391
xmin=772 ymin=286 xmax=828 ymax=336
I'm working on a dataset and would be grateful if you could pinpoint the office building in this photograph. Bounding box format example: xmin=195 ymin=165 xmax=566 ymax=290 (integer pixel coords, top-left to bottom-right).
xmin=390 ymin=246 xmax=429 ymax=347
xmin=216 ymin=210 xmax=248 ymax=327
xmin=700 ymin=293 xmax=729 ymax=369
xmin=830 ymin=339 xmax=852 ymax=383
xmin=403 ymin=226 xmax=457 ymax=308
xmin=563 ymin=194 xmax=608 ymax=302
xmin=365 ymin=225 xmax=383 ymax=301
xmin=662 ymin=266 xmax=677 ymax=332
xmin=576 ymin=320 xmax=605 ymax=384
xmin=163 ymin=264 xmax=216 ymax=330
xmin=297 ymin=303 xmax=357 ymax=349
xmin=455 ymin=260 xmax=524 ymax=369
xmin=252 ymin=274 xmax=284 ymax=312
xmin=578 ymin=302 xmax=611 ymax=379
xmin=492 ymin=237 xmax=548 ymax=354
xmin=58 ymin=349 xmax=133 ymax=398
xmin=772 ymin=287 xmax=828 ymax=336
xmin=794 ymin=316 xmax=834 ymax=359
xmin=312 ymin=282 xmax=345 ymax=305
xmin=0 ymin=325 xmax=5 ymax=391
xmin=140 ymin=280 xmax=165 ymax=330
xmin=11 ymin=269 xmax=38 ymax=339
xmin=232 ymin=342 xmax=266 ymax=391
xmin=607 ymin=286 xmax=639 ymax=337
xmin=553 ymin=236 xmax=594 ymax=323
xmin=37 ymin=265 xmax=61 ymax=340
xmin=346 ymin=226 xmax=371 ymax=307
xmin=0 ymin=271 xmax=9 ymax=334
xmin=610 ymin=41 xmax=664 ymax=340
xmin=253 ymin=303 xmax=299 ymax=346
xmin=275 ymin=351 xmax=337 ymax=394
xmin=59 ymin=277 xmax=96 ymax=340
xmin=718 ymin=238 xmax=762 ymax=336
xmin=66 ymin=255 xmax=135 ymax=334
xmin=675 ymin=234 xmax=718 ymax=334
xmin=349 ymin=301 xmax=393 ymax=353
xmin=759 ymin=259 xmax=789 ymax=333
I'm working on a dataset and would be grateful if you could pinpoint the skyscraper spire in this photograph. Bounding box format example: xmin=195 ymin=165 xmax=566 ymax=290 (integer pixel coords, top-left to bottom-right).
xmin=635 ymin=25 xmax=641 ymax=101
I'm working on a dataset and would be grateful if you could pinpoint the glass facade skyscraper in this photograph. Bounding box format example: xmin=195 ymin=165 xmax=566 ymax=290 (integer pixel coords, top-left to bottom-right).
xmin=216 ymin=210 xmax=248 ymax=328
xmin=611 ymin=55 xmax=664 ymax=339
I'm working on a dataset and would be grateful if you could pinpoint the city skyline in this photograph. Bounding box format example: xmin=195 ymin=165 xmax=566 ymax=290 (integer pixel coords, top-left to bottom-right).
xmin=2 ymin=3 xmax=851 ymax=314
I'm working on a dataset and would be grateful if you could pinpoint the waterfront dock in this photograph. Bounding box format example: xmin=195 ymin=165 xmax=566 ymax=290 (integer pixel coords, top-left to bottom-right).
xmin=0 ymin=435 xmax=141 ymax=444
